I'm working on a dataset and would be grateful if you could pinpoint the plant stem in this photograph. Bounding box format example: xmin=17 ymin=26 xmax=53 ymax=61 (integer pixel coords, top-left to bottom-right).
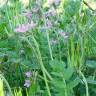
xmin=32 ymin=35 xmax=52 ymax=96
xmin=22 ymin=37 xmax=52 ymax=80
xmin=83 ymin=0 xmax=94 ymax=11
xmin=79 ymin=70 xmax=89 ymax=96
xmin=62 ymin=74 xmax=68 ymax=96
xmin=46 ymin=31 xmax=53 ymax=60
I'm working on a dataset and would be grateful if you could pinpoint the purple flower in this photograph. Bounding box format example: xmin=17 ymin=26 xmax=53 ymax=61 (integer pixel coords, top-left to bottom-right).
xmin=14 ymin=24 xmax=29 ymax=33
xmin=24 ymin=80 xmax=31 ymax=88
xmin=44 ymin=7 xmax=56 ymax=18
xmin=49 ymin=8 xmax=56 ymax=16
xmin=47 ymin=0 xmax=61 ymax=5
xmin=22 ymin=10 xmax=32 ymax=19
xmin=36 ymin=0 xmax=42 ymax=6
xmin=47 ymin=0 xmax=54 ymax=5
xmin=14 ymin=21 xmax=36 ymax=33
xmin=54 ymin=0 xmax=61 ymax=5
xmin=32 ymin=6 xmax=39 ymax=13
xmin=45 ymin=19 xmax=52 ymax=28
xmin=28 ymin=21 xmax=36 ymax=29
xmin=25 ymin=71 xmax=31 ymax=78
xmin=50 ymin=39 xmax=57 ymax=45
xmin=13 ymin=16 xmax=18 ymax=20
xmin=58 ymin=31 xmax=68 ymax=39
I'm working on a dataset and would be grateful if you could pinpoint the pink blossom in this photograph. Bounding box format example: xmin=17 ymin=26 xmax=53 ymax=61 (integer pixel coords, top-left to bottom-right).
xmin=14 ymin=24 xmax=29 ymax=33
xmin=14 ymin=21 xmax=36 ymax=33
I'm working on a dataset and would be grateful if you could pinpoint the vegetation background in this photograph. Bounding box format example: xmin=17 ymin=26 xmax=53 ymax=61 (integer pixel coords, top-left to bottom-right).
xmin=0 ymin=0 xmax=96 ymax=96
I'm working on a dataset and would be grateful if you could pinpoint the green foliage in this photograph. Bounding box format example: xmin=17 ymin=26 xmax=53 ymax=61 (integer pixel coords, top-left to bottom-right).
xmin=0 ymin=0 xmax=96 ymax=96
xmin=86 ymin=60 xmax=96 ymax=68
xmin=50 ymin=59 xmax=80 ymax=96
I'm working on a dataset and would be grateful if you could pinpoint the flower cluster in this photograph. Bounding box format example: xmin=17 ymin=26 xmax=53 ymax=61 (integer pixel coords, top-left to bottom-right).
xmin=47 ymin=0 xmax=61 ymax=6
xmin=14 ymin=21 xmax=36 ymax=33
xmin=22 ymin=10 xmax=32 ymax=19
xmin=32 ymin=6 xmax=39 ymax=13
xmin=44 ymin=7 xmax=56 ymax=18
xmin=24 ymin=80 xmax=30 ymax=88
xmin=24 ymin=71 xmax=31 ymax=88
xmin=45 ymin=19 xmax=52 ymax=29
xmin=25 ymin=71 xmax=31 ymax=78
xmin=50 ymin=39 xmax=57 ymax=45
xmin=58 ymin=30 xmax=68 ymax=39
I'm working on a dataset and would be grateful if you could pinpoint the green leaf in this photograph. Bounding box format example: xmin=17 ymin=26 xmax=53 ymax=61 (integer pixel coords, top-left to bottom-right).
xmin=28 ymin=83 xmax=38 ymax=96
xmin=51 ymin=79 xmax=65 ymax=89
xmin=64 ymin=0 xmax=81 ymax=17
xmin=49 ymin=59 xmax=66 ymax=72
xmin=63 ymin=67 xmax=74 ymax=80
xmin=67 ymin=77 xmax=80 ymax=89
xmin=86 ymin=77 xmax=96 ymax=85
xmin=86 ymin=60 xmax=96 ymax=68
